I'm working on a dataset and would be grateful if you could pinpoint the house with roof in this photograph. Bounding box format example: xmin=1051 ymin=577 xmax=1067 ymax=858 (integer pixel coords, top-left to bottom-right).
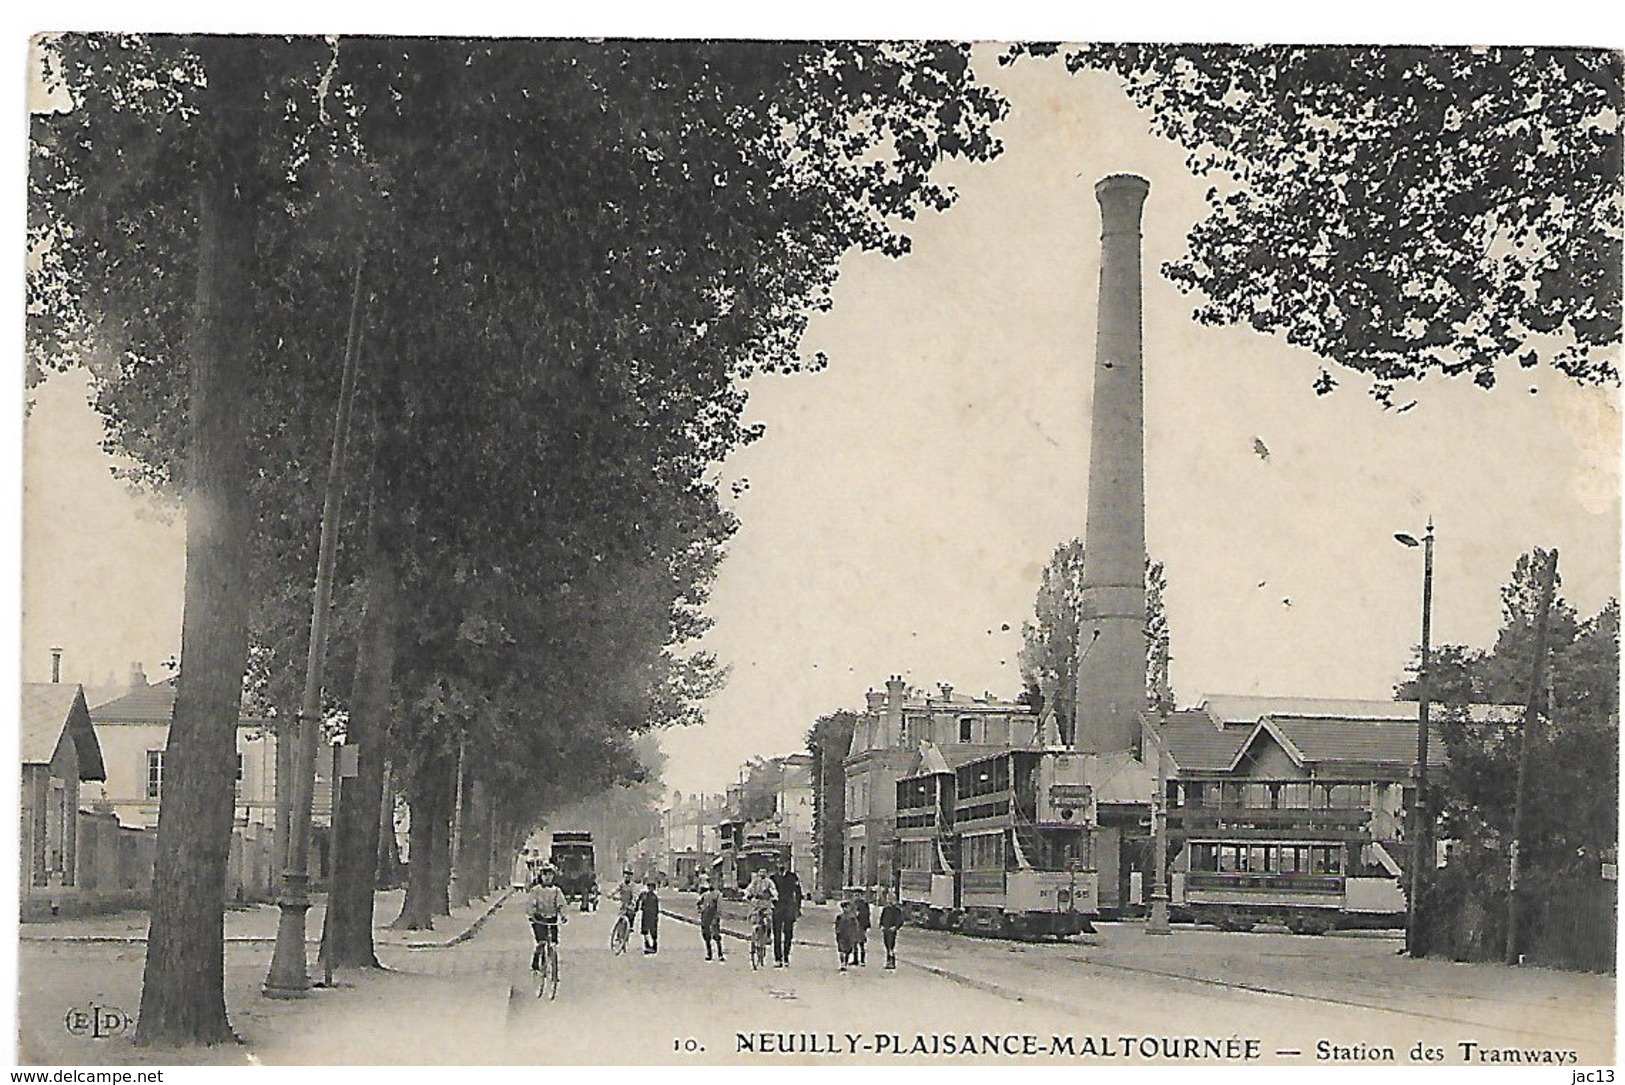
xmin=20 ymin=683 xmax=106 ymax=916
xmin=87 ymin=668 xmax=333 ymax=902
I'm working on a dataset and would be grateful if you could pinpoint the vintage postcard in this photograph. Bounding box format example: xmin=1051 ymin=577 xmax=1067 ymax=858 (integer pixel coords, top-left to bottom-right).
xmin=10 ymin=32 xmax=1620 ymax=1075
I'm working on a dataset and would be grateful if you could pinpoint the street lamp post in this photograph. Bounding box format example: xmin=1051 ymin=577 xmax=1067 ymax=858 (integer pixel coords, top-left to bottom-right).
xmin=1395 ymin=518 xmax=1434 ymax=959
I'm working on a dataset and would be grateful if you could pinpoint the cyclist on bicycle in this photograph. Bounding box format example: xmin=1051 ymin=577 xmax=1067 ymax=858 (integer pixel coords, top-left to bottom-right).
xmin=744 ymin=868 xmax=776 ymax=929
xmin=528 ymin=862 xmax=568 ymax=972
xmin=614 ymin=869 xmax=638 ymax=924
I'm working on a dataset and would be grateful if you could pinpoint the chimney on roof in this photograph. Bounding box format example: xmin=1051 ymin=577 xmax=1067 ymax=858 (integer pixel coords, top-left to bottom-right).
xmin=865 ymin=688 xmax=885 ymax=712
xmin=938 ymin=682 xmax=954 ymax=702
xmin=50 ymin=647 xmax=62 ymax=684
xmin=129 ymin=662 xmax=148 ymax=690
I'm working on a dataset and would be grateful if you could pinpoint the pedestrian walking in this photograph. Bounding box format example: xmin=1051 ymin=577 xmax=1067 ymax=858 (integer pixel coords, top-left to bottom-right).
xmin=854 ymin=887 xmax=872 ymax=966
xmin=879 ymin=891 xmax=904 ymax=970
xmin=638 ymin=880 xmax=661 ymax=954
xmin=835 ymin=897 xmax=860 ymax=972
xmin=697 ymin=879 xmax=724 ymax=961
xmin=770 ymin=863 xmax=803 ymax=967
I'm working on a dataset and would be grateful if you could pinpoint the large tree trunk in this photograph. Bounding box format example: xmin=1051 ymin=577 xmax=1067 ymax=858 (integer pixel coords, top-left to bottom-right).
xmin=377 ymin=763 xmax=403 ymax=888
xmin=135 ymin=39 xmax=265 ymax=1048
xmin=319 ymin=497 xmax=399 ymax=969
xmin=430 ymin=777 xmax=452 ymax=916
xmin=464 ymin=780 xmax=490 ymax=898
xmin=447 ymin=754 xmax=474 ymax=909
xmin=391 ymin=764 xmax=442 ymax=931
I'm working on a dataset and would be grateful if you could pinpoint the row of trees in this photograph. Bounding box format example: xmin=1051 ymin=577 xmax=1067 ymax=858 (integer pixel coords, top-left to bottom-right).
xmin=28 ymin=36 xmax=1007 ymax=1045
xmin=1399 ymin=552 xmax=1619 ymax=969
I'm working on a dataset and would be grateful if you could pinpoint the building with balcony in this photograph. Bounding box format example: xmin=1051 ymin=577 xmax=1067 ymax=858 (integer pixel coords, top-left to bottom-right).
xmin=1139 ymin=695 xmax=1513 ymax=920
xmin=843 ymin=676 xmax=1038 ymax=888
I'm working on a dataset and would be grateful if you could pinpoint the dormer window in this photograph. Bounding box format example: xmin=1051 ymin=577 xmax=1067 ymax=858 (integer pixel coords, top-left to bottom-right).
xmin=958 ymin=717 xmax=974 ymax=743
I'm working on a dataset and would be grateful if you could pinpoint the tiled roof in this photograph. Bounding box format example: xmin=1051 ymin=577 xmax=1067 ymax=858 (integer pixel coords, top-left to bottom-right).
xmin=1146 ymin=710 xmax=1251 ymax=773
xmin=1250 ymin=715 xmax=1448 ymax=772
xmin=90 ymin=680 xmax=179 ymax=723
xmin=20 ymin=683 xmax=106 ymax=781
xmin=90 ymin=680 xmax=272 ymax=727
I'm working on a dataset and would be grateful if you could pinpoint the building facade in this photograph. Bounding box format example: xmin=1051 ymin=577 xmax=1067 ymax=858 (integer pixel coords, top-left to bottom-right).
xmin=842 ymin=676 xmax=1039 ymax=889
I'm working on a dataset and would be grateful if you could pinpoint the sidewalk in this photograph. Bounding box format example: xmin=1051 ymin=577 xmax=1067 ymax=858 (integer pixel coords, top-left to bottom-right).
xmin=17 ymin=887 xmax=511 ymax=948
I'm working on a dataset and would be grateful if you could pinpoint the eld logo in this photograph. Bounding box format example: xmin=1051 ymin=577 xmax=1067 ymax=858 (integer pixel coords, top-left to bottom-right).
xmin=64 ymin=1003 xmax=134 ymax=1039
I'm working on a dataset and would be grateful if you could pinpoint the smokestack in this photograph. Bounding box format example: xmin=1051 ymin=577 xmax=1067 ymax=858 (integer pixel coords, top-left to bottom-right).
xmin=50 ymin=647 xmax=62 ymax=684
xmin=1074 ymin=174 xmax=1150 ymax=754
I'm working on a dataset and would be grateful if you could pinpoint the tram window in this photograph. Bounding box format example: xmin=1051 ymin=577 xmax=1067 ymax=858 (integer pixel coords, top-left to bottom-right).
xmin=1217 ymin=844 xmax=1245 ymax=872
xmin=1248 ymin=845 xmax=1269 ymax=872
xmin=1276 ymin=783 xmax=1311 ymax=809
xmin=1242 ymin=783 xmax=1271 ymax=809
xmin=1309 ymin=846 xmax=1344 ymax=874
xmin=1189 ymin=843 xmax=1217 ymax=871
xmin=1218 ymin=782 xmax=1243 ymax=808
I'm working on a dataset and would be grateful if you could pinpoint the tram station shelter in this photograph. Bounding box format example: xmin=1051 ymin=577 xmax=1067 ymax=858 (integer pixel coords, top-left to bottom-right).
xmin=1138 ymin=694 xmax=1516 ymax=902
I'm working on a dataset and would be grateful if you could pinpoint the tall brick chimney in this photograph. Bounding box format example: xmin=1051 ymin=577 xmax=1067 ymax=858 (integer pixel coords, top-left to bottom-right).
xmin=1073 ymin=174 xmax=1150 ymax=754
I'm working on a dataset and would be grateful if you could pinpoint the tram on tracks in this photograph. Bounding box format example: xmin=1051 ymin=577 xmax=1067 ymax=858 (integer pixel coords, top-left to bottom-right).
xmin=1163 ymin=780 xmax=1409 ymax=933
xmin=712 ymin=832 xmax=791 ymax=898
xmin=895 ymin=748 xmax=1100 ymax=939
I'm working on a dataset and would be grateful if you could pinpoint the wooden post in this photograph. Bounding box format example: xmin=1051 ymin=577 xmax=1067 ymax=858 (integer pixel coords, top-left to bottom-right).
xmin=1507 ymin=548 xmax=1559 ymax=965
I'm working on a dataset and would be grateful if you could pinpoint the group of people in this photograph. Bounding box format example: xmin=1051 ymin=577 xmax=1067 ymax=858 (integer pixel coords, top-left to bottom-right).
xmin=835 ymin=887 xmax=904 ymax=971
xmin=527 ymin=860 xmax=905 ymax=975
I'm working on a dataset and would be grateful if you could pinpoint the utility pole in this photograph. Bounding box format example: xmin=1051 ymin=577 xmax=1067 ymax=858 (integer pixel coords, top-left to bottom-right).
xmin=264 ymin=256 xmax=365 ymax=999
xmin=1396 ymin=518 xmax=1435 ymax=959
xmin=1507 ymin=548 xmax=1559 ymax=966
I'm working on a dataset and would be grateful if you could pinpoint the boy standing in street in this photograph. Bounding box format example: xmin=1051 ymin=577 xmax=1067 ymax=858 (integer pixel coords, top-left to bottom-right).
xmin=697 ymin=879 xmax=724 ymax=961
xmin=879 ymin=890 xmax=904 ymax=970
xmin=835 ymin=897 xmax=859 ymax=972
xmin=638 ymin=880 xmax=661 ymax=954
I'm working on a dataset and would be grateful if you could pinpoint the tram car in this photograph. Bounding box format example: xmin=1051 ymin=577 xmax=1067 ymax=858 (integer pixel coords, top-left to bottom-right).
xmin=734 ymin=834 xmax=791 ymax=890
xmin=896 ymin=748 xmax=1101 ymax=939
xmin=548 ymin=830 xmax=597 ymax=908
xmin=712 ymin=833 xmax=791 ymax=897
xmin=1164 ymin=781 xmax=1408 ymax=933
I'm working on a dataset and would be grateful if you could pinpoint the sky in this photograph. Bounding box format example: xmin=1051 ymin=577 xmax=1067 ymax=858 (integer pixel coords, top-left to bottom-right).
xmin=12 ymin=38 xmax=1621 ymax=800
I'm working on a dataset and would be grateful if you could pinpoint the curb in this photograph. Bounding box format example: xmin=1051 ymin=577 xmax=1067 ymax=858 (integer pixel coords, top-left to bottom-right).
xmin=19 ymin=891 xmax=512 ymax=950
xmin=394 ymin=889 xmax=512 ymax=949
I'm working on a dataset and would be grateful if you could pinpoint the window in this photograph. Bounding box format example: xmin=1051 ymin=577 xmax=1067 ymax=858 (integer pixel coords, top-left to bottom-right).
xmin=963 ymin=832 xmax=1005 ymax=870
xmin=959 ymin=717 xmax=974 ymax=743
xmin=147 ymin=750 xmax=165 ymax=800
xmin=236 ymin=753 xmax=244 ymax=781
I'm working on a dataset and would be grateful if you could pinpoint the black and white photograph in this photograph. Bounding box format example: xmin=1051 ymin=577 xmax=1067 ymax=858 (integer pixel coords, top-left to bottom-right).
xmin=9 ymin=22 xmax=1621 ymax=1072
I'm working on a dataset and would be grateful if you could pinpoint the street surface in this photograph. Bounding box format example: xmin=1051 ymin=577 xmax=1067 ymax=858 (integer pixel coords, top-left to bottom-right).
xmin=15 ymin=889 xmax=1615 ymax=1066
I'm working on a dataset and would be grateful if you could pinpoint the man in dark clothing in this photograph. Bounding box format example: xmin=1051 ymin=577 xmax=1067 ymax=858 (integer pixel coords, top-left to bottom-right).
xmin=879 ymin=892 xmax=904 ymax=969
xmin=769 ymin=865 xmax=803 ymax=967
xmin=854 ymin=888 xmax=872 ymax=965
xmin=638 ymin=881 xmax=660 ymax=954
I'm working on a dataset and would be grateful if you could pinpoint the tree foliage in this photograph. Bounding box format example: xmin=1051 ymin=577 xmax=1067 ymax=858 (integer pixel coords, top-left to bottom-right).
xmin=1009 ymin=44 xmax=1623 ymax=402
xmin=1017 ymin=540 xmax=1169 ymax=739
xmin=1396 ymin=550 xmax=1618 ymax=965
xmin=29 ymin=35 xmax=1008 ymax=1040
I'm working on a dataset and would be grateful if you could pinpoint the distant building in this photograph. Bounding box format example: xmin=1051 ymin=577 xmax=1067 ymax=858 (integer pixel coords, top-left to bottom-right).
xmin=20 ymin=683 xmax=106 ymax=916
xmin=843 ymin=676 xmax=1038 ymax=888
xmin=86 ymin=667 xmax=333 ymax=902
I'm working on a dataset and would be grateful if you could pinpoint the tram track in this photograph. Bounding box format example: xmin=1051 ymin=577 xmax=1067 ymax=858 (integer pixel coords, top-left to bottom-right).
xmin=1057 ymin=952 xmax=1602 ymax=1046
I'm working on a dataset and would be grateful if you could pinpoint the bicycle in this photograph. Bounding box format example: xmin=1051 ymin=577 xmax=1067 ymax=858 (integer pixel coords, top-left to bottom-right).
xmin=532 ymin=916 xmax=562 ymax=1000
xmin=749 ymin=908 xmax=771 ymax=971
xmin=609 ymin=907 xmax=633 ymax=956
